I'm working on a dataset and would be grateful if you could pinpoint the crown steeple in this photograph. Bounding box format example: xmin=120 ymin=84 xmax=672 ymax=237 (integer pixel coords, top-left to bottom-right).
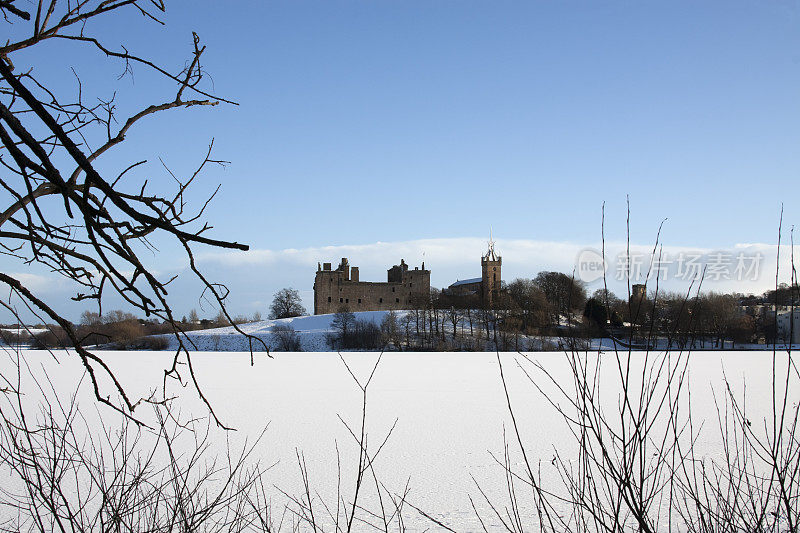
xmin=486 ymin=227 xmax=498 ymax=261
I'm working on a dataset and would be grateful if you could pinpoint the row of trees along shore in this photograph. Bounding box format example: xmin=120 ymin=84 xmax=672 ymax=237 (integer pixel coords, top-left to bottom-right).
xmin=318 ymin=271 xmax=800 ymax=351
xmin=0 ymin=308 xmax=265 ymax=350
xmin=1 ymin=288 xmax=309 ymax=350
xmin=6 ymin=275 xmax=797 ymax=352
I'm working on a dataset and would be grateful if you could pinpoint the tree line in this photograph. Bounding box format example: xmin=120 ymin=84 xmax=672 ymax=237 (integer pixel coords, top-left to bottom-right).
xmin=13 ymin=277 xmax=794 ymax=352
xmin=3 ymin=287 xmax=307 ymax=351
xmin=314 ymin=271 xmax=798 ymax=351
xmin=4 ymin=308 xmax=267 ymax=350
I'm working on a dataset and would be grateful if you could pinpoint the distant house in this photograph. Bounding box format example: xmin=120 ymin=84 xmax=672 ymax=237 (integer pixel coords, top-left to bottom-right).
xmin=776 ymin=309 xmax=800 ymax=344
xmin=446 ymin=277 xmax=482 ymax=296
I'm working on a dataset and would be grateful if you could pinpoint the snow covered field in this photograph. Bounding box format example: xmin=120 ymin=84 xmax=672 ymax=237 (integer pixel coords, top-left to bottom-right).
xmin=162 ymin=311 xmax=394 ymax=351
xmin=2 ymin=348 xmax=795 ymax=531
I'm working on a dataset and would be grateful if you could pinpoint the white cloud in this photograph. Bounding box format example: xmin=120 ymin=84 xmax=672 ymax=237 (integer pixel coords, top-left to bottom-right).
xmin=195 ymin=237 xmax=789 ymax=300
xmin=199 ymin=238 xmax=800 ymax=299
xmin=6 ymin=238 xmax=797 ymax=322
xmin=201 ymin=237 xmax=585 ymax=284
xmin=4 ymin=272 xmax=61 ymax=293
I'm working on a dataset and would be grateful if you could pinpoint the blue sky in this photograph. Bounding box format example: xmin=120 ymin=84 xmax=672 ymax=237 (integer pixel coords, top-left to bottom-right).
xmin=4 ymin=1 xmax=800 ymax=319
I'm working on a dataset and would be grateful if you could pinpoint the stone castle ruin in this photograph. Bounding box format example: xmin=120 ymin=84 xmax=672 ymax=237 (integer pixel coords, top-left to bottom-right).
xmin=313 ymin=258 xmax=431 ymax=315
xmin=313 ymin=237 xmax=503 ymax=314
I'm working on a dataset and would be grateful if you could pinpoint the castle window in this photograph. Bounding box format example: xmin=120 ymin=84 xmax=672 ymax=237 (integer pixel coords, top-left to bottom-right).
xmin=493 ymin=274 xmax=496 ymax=281
xmin=493 ymin=267 xmax=496 ymax=271
xmin=340 ymin=298 xmax=343 ymax=303
xmin=345 ymin=298 xmax=349 ymax=303
xmin=358 ymin=299 xmax=362 ymax=304
xmin=392 ymin=287 xmax=395 ymax=292
xmin=379 ymin=298 xmax=383 ymax=303
xmin=395 ymin=298 xmax=399 ymax=303
xmin=328 ymin=297 xmax=331 ymax=303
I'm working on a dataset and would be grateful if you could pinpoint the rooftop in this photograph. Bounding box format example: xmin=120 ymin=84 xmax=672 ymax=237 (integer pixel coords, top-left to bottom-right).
xmin=450 ymin=277 xmax=481 ymax=287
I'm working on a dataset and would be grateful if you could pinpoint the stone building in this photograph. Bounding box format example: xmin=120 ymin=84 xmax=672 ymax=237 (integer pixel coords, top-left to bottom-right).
xmin=313 ymin=258 xmax=431 ymax=315
xmin=481 ymin=243 xmax=502 ymax=305
xmin=631 ymin=284 xmax=647 ymax=301
xmin=777 ymin=308 xmax=800 ymax=345
xmin=444 ymin=239 xmax=503 ymax=307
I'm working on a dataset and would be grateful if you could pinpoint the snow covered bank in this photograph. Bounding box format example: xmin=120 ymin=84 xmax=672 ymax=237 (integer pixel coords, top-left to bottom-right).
xmin=161 ymin=310 xmax=398 ymax=352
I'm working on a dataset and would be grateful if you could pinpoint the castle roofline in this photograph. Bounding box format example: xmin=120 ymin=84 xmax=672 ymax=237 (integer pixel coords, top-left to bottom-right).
xmin=450 ymin=277 xmax=481 ymax=287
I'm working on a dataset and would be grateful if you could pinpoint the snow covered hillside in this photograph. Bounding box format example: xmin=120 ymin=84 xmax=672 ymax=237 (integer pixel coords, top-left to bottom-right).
xmin=154 ymin=311 xmax=797 ymax=353
xmin=160 ymin=310 xmax=400 ymax=352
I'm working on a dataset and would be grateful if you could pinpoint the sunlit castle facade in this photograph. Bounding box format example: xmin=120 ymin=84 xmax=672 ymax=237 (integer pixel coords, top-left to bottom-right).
xmin=313 ymin=258 xmax=430 ymax=315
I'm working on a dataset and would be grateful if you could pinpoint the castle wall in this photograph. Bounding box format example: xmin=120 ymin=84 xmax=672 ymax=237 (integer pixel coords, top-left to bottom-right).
xmin=313 ymin=260 xmax=430 ymax=315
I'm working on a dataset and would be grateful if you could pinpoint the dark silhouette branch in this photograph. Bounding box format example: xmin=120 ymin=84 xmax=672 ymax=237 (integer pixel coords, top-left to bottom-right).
xmin=0 ymin=0 xmax=267 ymax=426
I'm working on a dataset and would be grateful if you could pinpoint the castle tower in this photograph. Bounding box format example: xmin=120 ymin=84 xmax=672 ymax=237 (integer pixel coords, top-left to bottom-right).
xmin=631 ymin=283 xmax=646 ymax=301
xmin=481 ymin=231 xmax=501 ymax=307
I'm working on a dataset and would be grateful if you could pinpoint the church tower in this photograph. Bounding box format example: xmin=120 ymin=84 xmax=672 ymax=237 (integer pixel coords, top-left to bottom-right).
xmin=481 ymin=230 xmax=502 ymax=307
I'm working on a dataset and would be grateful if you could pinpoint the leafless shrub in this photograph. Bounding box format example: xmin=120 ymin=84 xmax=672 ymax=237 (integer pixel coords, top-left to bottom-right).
xmin=328 ymin=309 xmax=383 ymax=350
xmin=0 ymin=330 xmax=25 ymax=347
xmin=477 ymin=203 xmax=800 ymax=533
xmin=271 ymin=324 xmax=302 ymax=352
xmin=131 ymin=335 xmax=170 ymax=351
xmin=30 ymin=327 xmax=69 ymax=349
xmin=0 ymin=350 xmax=274 ymax=532
xmin=279 ymin=353 xmax=451 ymax=532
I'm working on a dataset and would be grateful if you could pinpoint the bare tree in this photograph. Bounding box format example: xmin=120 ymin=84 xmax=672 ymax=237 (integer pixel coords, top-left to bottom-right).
xmin=0 ymin=351 xmax=274 ymax=532
xmin=507 ymin=278 xmax=550 ymax=333
xmin=0 ymin=0 xmax=266 ymax=425
xmin=533 ymin=271 xmax=587 ymax=323
xmin=445 ymin=305 xmax=462 ymax=340
xmin=268 ymin=288 xmax=307 ymax=320
xmin=280 ymin=353 xmax=456 ymax=532
xmin=331 ymin=305 xmax=356 ymax=338
xmin=702 ymin=292 xmax=739 ymax=348
xmin=380 ymin=310 xmax=402 ymax=350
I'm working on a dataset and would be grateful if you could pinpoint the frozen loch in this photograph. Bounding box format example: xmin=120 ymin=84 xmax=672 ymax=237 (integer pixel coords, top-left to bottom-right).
xmin=1 ymin=349 xmax=796 ymax=531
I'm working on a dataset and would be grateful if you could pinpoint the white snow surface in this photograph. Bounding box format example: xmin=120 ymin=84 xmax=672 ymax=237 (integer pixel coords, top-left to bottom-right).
xmin=162 ymin=311 xmax=398 ymax=352
xmin=2 ymin=350 xmax=796 ymax=532
xmin=1 ymin=328 xmax=48 ymax=336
